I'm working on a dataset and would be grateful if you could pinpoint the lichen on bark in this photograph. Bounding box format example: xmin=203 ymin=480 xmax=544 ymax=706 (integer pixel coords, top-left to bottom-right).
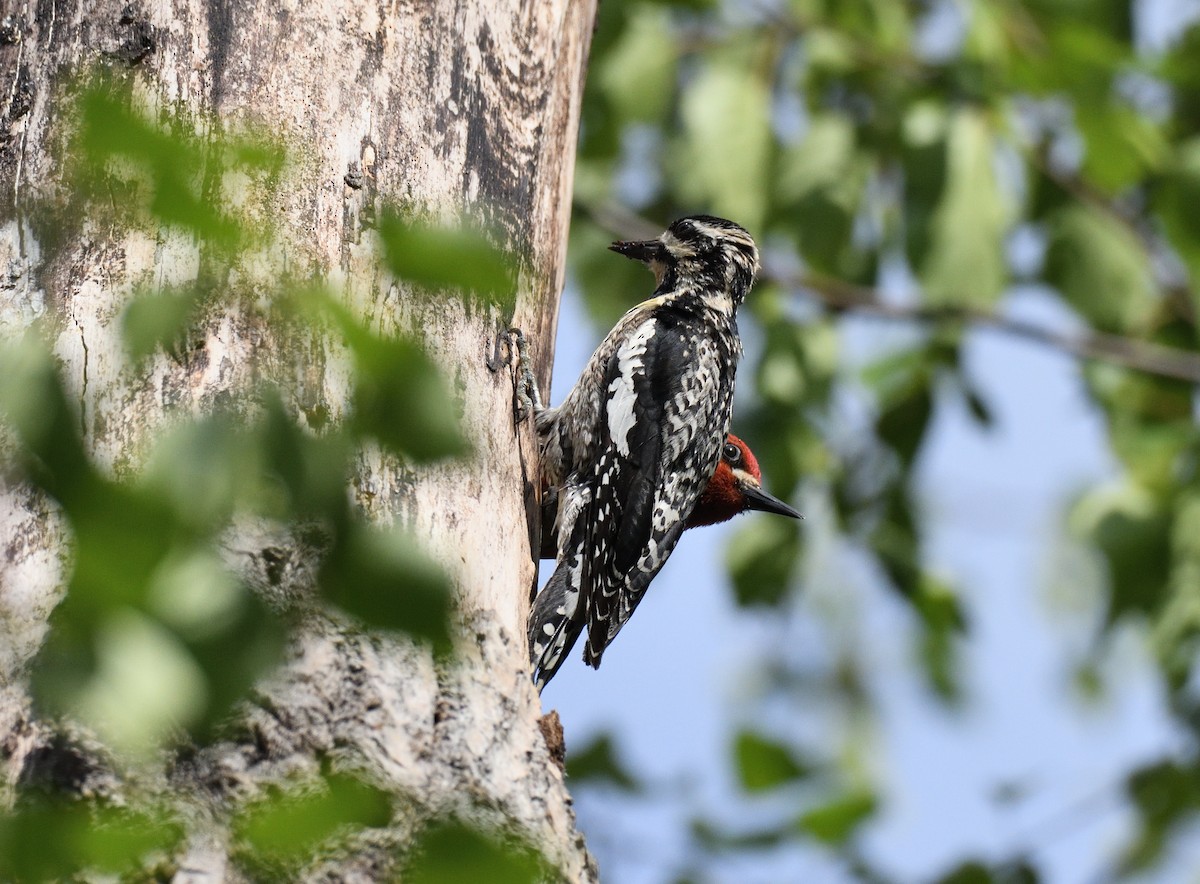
xmin=0 ymin=0 xmax=597 ymax=878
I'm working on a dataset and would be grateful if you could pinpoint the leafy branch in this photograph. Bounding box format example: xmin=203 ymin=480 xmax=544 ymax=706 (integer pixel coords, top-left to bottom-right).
xmin=582 ymin=200 xmax=1200 ymax=384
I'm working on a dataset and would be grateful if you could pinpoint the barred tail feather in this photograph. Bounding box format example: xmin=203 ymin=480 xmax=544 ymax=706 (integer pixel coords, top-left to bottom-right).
xmin=528 ymin=558 xmax=584 ymax=691
xmin=582 ymin=520 xmax=687 ymax=670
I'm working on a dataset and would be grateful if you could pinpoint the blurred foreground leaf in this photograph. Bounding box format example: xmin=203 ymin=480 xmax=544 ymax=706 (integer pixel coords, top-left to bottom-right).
xmin=727 ymin=516 xmax=802 ymax=607
xmin=1122 ymin=760 xmax=1200 ymax=872
xmin=74 ymin=83 xmax=281 ymax=250
xmin=319 ymin=524 xmax=453 ymax=650
xmin=296 ymin=291 xmax=469 ymax=462
xmin=797 ymin=790 xmax=876 ymax=845
xmin=121 ymin=288 xmax=205 ymax=361
xmin=378 ymin=211 xmax=516 ymax=307
xmin=406 ymin=819 xmax=546 ymax=884
xmin=235 ymin=772 xmax=391 ymax=865
xmin=734 ymin=731 xmax=810 ymax=792
xmin=566 ymin=733 xmax=640 ymax=790
xmin=0 ymin=799 xmax=182 ymax=880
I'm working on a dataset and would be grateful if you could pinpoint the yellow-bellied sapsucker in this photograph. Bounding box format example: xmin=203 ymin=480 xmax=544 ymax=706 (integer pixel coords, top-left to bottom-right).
xmin=535 ymin=433 xmax=801 ymax=558
xmin=517 ymin=215 xmax=775 ymax=689
xmin=530 ymin=431 xmax=800 ymax=671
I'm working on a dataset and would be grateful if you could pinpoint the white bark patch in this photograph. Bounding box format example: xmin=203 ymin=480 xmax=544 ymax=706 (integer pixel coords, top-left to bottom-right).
xmin=0 ymin=0 xmax=599 ymax=877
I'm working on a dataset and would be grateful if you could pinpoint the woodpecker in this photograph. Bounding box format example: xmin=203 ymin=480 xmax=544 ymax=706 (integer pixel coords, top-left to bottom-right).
xmin=529 ymin=434 xmax=799 ymax=686
xmin=536 ymin=433 xmax=800 ymax=558
xmin=686 ymin=434 xmax=801 ymax=527
xmin=516 ymin=215 xmax=772 ymax=689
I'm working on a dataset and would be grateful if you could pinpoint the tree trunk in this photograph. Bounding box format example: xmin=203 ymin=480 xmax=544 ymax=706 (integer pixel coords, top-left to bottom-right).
xmin=0 ymin=0 xmax=595 ymax=878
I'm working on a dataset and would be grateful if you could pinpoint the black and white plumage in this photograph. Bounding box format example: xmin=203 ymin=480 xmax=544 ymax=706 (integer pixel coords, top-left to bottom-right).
xmin=525 ymin=215 xmax=760 ymax=690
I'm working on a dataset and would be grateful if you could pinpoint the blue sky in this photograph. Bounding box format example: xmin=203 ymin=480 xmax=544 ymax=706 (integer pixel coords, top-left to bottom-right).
xmin=538 ymin=277 xmax=1191 ymax=882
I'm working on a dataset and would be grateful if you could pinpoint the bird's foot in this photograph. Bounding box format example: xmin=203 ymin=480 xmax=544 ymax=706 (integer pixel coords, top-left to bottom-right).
xmin=508 ymin=326 xmax=542 ymax=424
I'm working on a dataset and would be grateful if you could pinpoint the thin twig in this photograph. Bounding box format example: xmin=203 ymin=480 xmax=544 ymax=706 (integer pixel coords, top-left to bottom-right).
xmin=582 ymin=201 xmax=1200 ymax=384
xmin=795 ymin=270 xmax=1200 ymax=383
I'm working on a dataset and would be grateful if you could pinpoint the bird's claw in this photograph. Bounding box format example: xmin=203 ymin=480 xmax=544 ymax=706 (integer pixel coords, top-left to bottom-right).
xmin=508 ymin=326 xmax=541 ymax=424
xmin=486 ymin=331 xmax=512 ymax=373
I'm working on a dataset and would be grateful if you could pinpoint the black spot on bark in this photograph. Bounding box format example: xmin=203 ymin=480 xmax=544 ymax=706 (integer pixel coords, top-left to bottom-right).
xmin=8 ymin=64 xmax=32 ymax=118
xmin=112 ymin=5 xmax=155 ymax=65
xmin=34 ymin=0 xmax=54 ymax=40
xmin=262 ymin=546 xmax=287 ymax=586
xmin=18 ymin=734 xmax=106 ymax=797
xmin=454 ymin=23 xmax=539 ymax=250
xmin=0 ymin=15 xmax=21 ymax=45
xmin=357 ymin=5 xmax=385 ymax=79
xmin=205 ymin=0 xmax=235 ymax=105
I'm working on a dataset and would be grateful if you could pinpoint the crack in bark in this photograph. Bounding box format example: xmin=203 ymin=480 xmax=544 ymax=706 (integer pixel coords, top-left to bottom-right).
xmin=2 ymin=0 xmax=599 ymax=877
xmin=73 ymin=312 xmax=88 ymax=440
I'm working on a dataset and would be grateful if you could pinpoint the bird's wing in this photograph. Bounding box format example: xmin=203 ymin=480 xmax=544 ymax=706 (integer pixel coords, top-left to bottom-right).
xmin=581 ymin=312 xmax=730 ymax=667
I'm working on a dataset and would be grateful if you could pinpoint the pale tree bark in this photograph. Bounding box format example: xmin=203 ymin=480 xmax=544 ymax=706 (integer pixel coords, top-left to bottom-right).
xmin=0 ymin=0 xmax=595 ymax=879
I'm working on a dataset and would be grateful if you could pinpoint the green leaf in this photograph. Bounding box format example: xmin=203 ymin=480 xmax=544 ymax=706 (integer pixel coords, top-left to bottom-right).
xmin=1076 ymin=103 xmax=1167 ymax=194
xmin=161 ymin=577 xmax=286 ymax=744
xmin=937 ymin=861 xmax=993 ymax=884
xmin=869 ymin=486 xmax=922 ymax=596
xmin=726 ymin=515 xmax=801 ymax=607
xmin=75 ymin=87 xmax=245 ymax=249
xmin=1154 ymin=138 xmax=1200 ymax=314
xmin=672 ymin=52 xmax=772 ymax=231
xmin=789 ymin=192 xmax=859 ymax=276
xmin=901 ymin=103 xmax=949 ymax=274
xmin=350 ymin=334 xmax=468 ymax=462
xmin=566 ymin=733 xmax=640 ymax=790
xmin=919 ymin=109 xmax=1010 ymax=307
xmin=66 ymin=483 xmax=181 ymax=610
xmin=0 ymin=800 xmax=183 ymax=879
xmin=235 ymin=772 xmax=391 ymax=862
xmin=308 ymin=296 xmax=468 ymax=463
xmin=797 ymin=790 xmax=877 ymax=845
xmin=690 ymin=817 xmax=791 ymax=851
xmin=1108 ymin=415 xmax=1194 ymax=493
xmin=141 ymin=413 xmax=263 ymax=530
xmin=960 ymin=380 xmax=994 ymax=429
xmin=4 ymin=345 xmax=284 ymax=750
xmin=320 ymin=525 xmax=454 ymax=648
xmin=915 ymin=576 xmax=967 ymax=701
xmin=35 ymin=559 xmax=284 ymax=752
xmin=937 ymin=859 xmax=1039 ymax=884
xmin=597 ymin=6 xmax=678 ymax=123
xmin=1070 ymin=483 xmax=1172 ymax=623
xmin=406 ymin=820 xmax=545 ymax=884
xmin=1044 ymin=204 xmax=1155 ymax=334
xmin=777 ymin=114 xmax=857 ymax=203
xmin=0 ymin=335 xmax=94 ymax=498
xmin=121 ymin=288 xmax=205 ymax=361
xmin=39 ymin=608 xmax=209 ymax=757
xmin=868 ymin=347 xmax=935 ymax=467
xmin=733 ymin=731 xmax=810 ymax=792
xmin=377 ymin=212 xmax=516 ymax=307
xmin=570 ymin=218 xmax=661 ymax=327
xmin=256 ymin=395 xmax=354 ymax=519
xmin=1123 ymin=760 xmax=1200 ymax=872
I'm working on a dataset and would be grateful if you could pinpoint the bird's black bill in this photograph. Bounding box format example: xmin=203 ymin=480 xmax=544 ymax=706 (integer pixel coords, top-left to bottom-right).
xmin=609 ymin=239 xmax=663 ymax=263
xmin=741 ymin=484 xmax=803 ymax=520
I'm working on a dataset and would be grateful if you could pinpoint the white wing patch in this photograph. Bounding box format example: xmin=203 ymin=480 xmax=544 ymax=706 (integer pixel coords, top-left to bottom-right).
xmin=556 ymin=482 xmax=592 ymax=553
xmin=606 ymin=319 xmax=657 ymax=457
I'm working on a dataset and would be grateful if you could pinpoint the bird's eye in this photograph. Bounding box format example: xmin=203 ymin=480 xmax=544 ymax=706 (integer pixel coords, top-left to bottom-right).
xmin=723 ymin=442 xmax=741 ymax=463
